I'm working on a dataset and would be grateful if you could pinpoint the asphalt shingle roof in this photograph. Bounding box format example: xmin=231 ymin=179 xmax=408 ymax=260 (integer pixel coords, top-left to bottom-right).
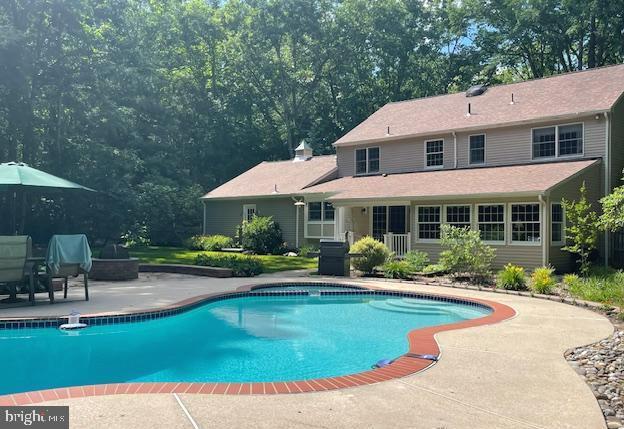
xmin=335 ymin=64 xmax=624 ymax=146
xmin=202 ymin=155 xmax=337 ymax=199
xmin=302 ymin=159 xmax=599 ymax=201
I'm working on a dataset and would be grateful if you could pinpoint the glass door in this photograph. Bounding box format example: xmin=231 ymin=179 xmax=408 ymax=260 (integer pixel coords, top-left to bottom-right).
xmin=388 ymin=206 xmax=407 ymax=234
xmin=371 ymin=206 xmax=387 ymax=241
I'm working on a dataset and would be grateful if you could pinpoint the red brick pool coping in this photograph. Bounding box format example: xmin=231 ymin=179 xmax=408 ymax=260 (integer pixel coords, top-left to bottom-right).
xmin=0 ymin=282 xmax=515 ymax=405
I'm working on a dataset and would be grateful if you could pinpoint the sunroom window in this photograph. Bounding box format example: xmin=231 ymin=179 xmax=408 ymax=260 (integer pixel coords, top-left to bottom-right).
xmin=511 ymin=203 xmax=541 ymax=244
xmin=417 ymin=206 xmax=441 ymax=240
xmin=446 ymin=205 xmax=471 ymax=229
xmin=305 ymin=201 xmax=335 ymax=239
xmin=478 ymin=205 xmax=505 ymax=242
xmin=355 ymin=147 xmax=380 ymax=175
xmin=308 ymin=202 xmax=322 ymax=221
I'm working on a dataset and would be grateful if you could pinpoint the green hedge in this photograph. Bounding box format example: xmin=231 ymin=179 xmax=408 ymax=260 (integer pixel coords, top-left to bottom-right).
xmin=195 ymin=253 xmax=263 ymax=277
xmin=185 ymin=234 xmax=234 ymax=251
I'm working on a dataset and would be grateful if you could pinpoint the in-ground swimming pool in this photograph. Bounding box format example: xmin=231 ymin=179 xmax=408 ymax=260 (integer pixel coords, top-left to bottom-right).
xmin=0 ymin=286 xmax=491 ymax=395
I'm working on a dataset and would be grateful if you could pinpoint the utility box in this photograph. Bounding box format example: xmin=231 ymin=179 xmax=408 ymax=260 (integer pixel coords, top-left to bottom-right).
xmin=318 ymin=240 xmax=351 ymax=276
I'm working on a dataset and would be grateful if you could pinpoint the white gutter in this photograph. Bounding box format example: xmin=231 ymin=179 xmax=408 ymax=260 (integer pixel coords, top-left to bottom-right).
xmin=604 ymin=111 xmax=611 ymax=267
xmin=538 ymin=193 xmax=548 ymax=266
xmin=453 ymin=131 xmax=458 ymax=168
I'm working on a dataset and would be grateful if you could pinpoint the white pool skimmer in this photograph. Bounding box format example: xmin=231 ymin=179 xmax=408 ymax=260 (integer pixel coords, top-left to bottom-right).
xmin=59 ymin=311 xmax=87 ymax=330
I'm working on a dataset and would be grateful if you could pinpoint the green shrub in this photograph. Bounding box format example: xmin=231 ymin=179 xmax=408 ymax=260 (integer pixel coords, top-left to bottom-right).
xmin=185 ymin=234 xmax=234 ymax=251
xmin=297 ymin=244 xmax=318 ymax=258
xmin=403 ymin=250 xmax=430 ymax=272
xmin=496 ymin=264 xmax=526 ymax=290
xmin=382 ymin=260 xmax=412 ymax=279
xmin=350 ymin=236 xmax=390 ymax=274
xmin=562 ymin=273 xmax=581 ymax=290
xmin=567 ymin=269 xmax=624 ymax=305
xmin=423 ymin=263 xmax=447 ymax=274
xmin=439 ymin=224 xmax=495 ymax=283
xmin=238 ymin=216 xmax=284 ymax=255
xmin=195 ymin=253 xmax=263 ymax=277
xmin=529 ymin=266 xmax=556 ymax=294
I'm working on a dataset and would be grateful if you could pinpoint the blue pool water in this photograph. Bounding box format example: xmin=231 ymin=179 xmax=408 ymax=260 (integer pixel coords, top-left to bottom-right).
xmin=0 ymin=289 xmax=490 ymax=394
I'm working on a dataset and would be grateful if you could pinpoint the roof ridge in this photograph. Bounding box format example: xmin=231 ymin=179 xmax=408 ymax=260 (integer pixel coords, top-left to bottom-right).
xmin=261 ymin=154 xmax=336 ymax=164
xmin=384 ymin=63 xmax=624 ymax=107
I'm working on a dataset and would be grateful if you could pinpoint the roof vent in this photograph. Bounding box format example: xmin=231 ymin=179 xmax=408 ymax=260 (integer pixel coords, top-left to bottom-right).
xmin=465 ymin=84 xmax=487 ymax=97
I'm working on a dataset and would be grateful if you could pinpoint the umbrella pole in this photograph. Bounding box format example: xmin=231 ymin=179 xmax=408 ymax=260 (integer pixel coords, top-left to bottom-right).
xmin=19 ymin=190 xmax=26 ymax=235
xmin=12 ymin=190 xmax=17 ymax=236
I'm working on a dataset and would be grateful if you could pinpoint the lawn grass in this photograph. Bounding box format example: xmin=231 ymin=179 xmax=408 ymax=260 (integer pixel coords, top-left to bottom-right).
xmin=567 ymin=267 xmax=624 ymax=308
xmin=129 ymin=246 xmax=317 ymax=273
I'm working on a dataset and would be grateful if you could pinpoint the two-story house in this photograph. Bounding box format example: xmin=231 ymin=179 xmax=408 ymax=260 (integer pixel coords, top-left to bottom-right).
xmin=202 ymin=64 xmax=624 ymax=271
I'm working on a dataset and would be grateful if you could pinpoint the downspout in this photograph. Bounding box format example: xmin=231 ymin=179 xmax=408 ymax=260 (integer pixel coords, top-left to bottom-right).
xmin=539 ymin=193 xmax=548 ymax=267
xmin=604 ymin=111 xmax=611 ymax=267
xmin=452 ymin=131 xmax=458 ymax=168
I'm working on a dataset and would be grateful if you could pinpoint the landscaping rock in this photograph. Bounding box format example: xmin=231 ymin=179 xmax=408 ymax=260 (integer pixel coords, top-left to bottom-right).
xmin=567 ymin=329 xmax=624 ymax=429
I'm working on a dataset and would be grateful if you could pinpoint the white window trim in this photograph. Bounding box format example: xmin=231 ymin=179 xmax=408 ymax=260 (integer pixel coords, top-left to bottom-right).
xmin=530 ymin=122 xmax=585 ymax=161
xmin=304 ymin=200 xmax=335 ymax=239
xmin=424 ymin=139 xmax=444 ymax=170
xmin=508 ymin=202 xmax=542 ymax=246
xmin=354 ymin=146 xmax=381 ymax=176
xmin=242 ymin=204 xmax=257 ymax=222
xmin=444 ymin=204 xmax=472 ymax=229
xmin=476 ymin=203 xmax=506 ymax=245
xmin=468 ymin=133 xmax=487 ymax=165
xmin=415 ymin=205 xmax=442 ymax=242
xmin=550 ymin=202 xmax=566 ymax=246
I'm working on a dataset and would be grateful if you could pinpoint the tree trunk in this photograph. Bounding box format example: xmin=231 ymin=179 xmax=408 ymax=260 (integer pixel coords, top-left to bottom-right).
xmin=588 ymin=14 xmax=597 ymax=68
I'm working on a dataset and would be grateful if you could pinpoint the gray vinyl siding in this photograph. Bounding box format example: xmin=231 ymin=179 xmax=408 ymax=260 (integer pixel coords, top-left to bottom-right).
xmin=548 ymin=162 xmax=603 ymax=272
xmin=337 ymin=115 xmax=606 ymax=177
xmin=611 ymin=97 xmax=624 ymax=190
xmin=203 ymin=197 xmax=309 ymax=249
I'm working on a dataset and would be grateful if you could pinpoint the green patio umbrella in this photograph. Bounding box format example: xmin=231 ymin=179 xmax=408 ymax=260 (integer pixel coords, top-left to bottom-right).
xmin=0 ymin=162 xmax=96 ymax=234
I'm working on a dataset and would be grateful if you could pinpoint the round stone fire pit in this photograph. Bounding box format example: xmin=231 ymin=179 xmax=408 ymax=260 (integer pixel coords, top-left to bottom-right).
xmin=89 ymin=244 xmax=139 ymax=281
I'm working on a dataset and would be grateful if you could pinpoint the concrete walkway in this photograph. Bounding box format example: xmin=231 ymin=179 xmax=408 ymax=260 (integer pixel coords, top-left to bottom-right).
xmin=2 ymin=273 xmax=613 ymax=429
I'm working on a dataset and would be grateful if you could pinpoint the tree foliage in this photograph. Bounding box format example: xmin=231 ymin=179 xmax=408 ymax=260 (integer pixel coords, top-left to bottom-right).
xmin=562 ymin=182 xmax=600 ymax=276
xmin=0 ymin=0 xmax=622 ymax=244
xmin=600 ymin=175 xmax=624 ymax=233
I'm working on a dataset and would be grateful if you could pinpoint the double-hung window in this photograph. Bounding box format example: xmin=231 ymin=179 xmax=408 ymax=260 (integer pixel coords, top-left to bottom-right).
xmin=478 ymin=205 xmax=505 ymax=242
xmin=469 ymin=134 xmax=486 ymax=165
xmin=355 ymin=147 xmax=380 ymax=175
xmin=533 ymin=124 xmax=583 ymax=159
xmin=532 ymin=127 xmax=556 ymax=158
xmin=558 ymin=124 xmax=583 ymax=156
xmin=445 ymin=205 xmax=471 ymax=229
xmin=511 ymin=203 xmax=541 ymax=244
xmin=551 ymin=203 xmax=564 ymax=245
xmin=417 ymin=206 xmax=441 ymax=240
xmin=305 ymin=201 xmax=335 ymax=238
xmin=425 ymin=140 xmax=444 ymax=168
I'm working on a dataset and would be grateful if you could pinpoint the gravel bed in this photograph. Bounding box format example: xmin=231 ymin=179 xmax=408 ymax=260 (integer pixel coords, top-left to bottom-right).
xmin=566 ymin=312 xmax=624 ymax=429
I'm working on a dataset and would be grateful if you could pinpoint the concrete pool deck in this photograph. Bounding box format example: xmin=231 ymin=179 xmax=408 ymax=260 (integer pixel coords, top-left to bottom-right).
xmin=0 ymin=272 xmax=613 ymax=429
